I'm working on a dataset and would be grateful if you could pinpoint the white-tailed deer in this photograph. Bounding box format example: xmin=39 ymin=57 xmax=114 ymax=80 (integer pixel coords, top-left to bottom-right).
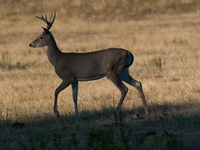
xmin=29 ymin=12 xmax=149 ymax=119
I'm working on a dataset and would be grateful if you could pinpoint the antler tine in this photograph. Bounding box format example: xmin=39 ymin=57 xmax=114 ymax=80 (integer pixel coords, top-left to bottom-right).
xmin=50 ymin=12 xmax=56 ymax=26
xmin=45 ymin=14 xmax=47 ymax=21
xmin=35 ymin=12 xmax=56 ymax=31
xmin=49 ymin=12 xmax=53 ymax=22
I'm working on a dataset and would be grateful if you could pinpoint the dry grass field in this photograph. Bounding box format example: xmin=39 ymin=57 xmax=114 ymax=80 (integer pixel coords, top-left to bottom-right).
xmin=0 ymin=0 xmax=200 ymax=149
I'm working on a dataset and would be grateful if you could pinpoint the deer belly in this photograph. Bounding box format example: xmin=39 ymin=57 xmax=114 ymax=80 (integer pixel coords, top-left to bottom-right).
xmin=77 ymin=75 xmax=105 ymax=81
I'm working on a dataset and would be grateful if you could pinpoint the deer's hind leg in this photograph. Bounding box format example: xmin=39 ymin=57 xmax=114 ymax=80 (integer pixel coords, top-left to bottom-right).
xmin=120 ymin=68 xmax=149 ymax=114
xmin=106 ymin=72 xmax=128 ymax=115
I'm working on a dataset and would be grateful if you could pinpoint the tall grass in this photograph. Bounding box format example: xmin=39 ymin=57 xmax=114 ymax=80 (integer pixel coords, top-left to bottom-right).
xmin=0 ymin=0 xmax=200 ymax=19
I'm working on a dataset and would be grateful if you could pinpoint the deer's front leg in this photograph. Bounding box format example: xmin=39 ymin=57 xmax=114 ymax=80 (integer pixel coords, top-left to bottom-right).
xmin=54 ymin=80 xmax=71 ymax=118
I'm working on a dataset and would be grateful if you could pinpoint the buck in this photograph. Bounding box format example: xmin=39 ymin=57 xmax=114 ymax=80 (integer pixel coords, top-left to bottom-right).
xmin=29 ymin=12 xmax=149 ymax=119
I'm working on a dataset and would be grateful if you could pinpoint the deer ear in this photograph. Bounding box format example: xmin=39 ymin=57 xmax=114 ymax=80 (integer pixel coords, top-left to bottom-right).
xmin=41 ymin=27 xmax=48 ymax=34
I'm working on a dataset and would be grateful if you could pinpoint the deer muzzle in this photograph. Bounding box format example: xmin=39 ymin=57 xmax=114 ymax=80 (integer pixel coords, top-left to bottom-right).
xmin=29 ymin=43 xmax=36 ymax=48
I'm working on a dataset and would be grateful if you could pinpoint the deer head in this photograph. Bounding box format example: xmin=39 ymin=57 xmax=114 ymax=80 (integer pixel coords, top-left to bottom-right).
xmin=29 ymin=12 xmax=56 ymax=48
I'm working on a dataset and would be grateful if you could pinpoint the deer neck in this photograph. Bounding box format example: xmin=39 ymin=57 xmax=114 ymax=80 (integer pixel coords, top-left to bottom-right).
xmin=45 ymin=37 xmax=62 ymax=67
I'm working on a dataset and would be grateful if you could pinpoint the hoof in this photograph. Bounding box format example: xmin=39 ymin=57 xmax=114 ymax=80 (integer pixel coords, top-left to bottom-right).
xmin=132 ymin=113 xmax=145 ymax=119
xmin=55 ymin=111 xmax=60 ymax=118
xmin=133 ymin=113 xmax=140 ymax=119
xmin=145 ymin=111 xmax=150 ymax=115
xmin=145 ymin=108 xmax=150 ymax=115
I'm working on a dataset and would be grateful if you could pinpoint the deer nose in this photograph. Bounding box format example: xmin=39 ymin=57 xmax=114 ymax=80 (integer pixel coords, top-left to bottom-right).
xmin=29 ymin=43 xmax=35 ymax=48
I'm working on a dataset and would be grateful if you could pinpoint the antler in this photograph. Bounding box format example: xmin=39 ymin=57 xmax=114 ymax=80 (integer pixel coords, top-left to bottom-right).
xmin=36 ymin=12 xmax=56 ymax=31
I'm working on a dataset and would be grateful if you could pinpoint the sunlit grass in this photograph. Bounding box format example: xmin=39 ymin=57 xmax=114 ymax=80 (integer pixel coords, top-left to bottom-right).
xmin=1 ymin=0 xmax=199 ymax=19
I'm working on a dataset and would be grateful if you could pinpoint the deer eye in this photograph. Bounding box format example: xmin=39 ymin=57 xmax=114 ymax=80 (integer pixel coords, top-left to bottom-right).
xmin=39 ymin=36 xmax=43 ymax=39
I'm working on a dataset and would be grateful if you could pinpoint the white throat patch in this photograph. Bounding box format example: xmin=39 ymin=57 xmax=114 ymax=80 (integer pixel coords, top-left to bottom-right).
xmin=45 ymin=45 xmax=48 ymax=51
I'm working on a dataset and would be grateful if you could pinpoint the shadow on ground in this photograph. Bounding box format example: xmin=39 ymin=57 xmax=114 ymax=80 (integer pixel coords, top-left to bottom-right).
xmin=1 ymin=102 xmax=200 ymax=150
